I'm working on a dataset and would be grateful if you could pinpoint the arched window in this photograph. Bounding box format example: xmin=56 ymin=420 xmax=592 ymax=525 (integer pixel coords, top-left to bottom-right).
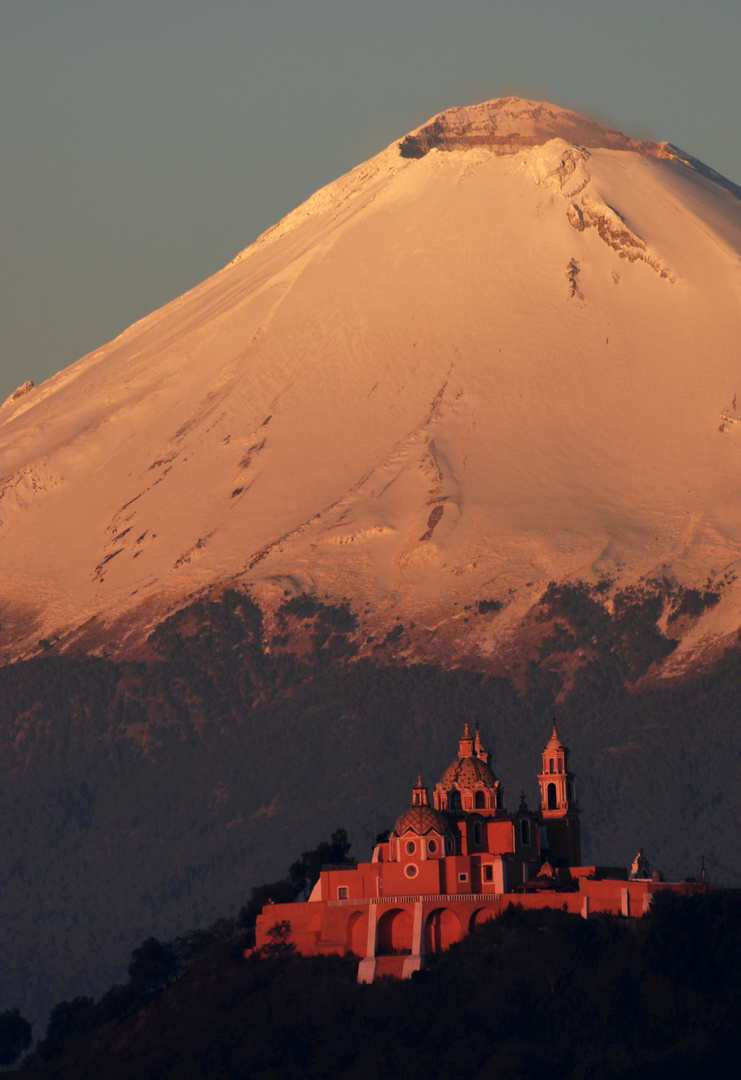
xmin=474 ymin=790 xmax=486 ymax=809
xmin=558 ymin=760 xmax=563 ymax=774
xmin=549 ymin=758 xmax=555 ymax=774
xmin=448 ymin=790 xmax=462 ymax=811
xmin=472 ymin=822 xmax=483 ymax=847
xmin=547 ymin=782 xmax=557 ymax=810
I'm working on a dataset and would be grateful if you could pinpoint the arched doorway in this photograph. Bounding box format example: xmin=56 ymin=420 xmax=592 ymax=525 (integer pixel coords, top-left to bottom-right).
xmin=425 ymin=907 xmax=462 ymax=953
xmin=470 ymin=907 xmax=497 ymax=932
xmin=377 ymin=908 xmax=413 ymax=954
xmin=347 ymin=910 xmax=368 ymax=956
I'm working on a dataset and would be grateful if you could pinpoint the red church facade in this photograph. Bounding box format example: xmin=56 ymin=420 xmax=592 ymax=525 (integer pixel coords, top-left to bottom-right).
xmin=254 ymin=723 xmax=705 ymax=981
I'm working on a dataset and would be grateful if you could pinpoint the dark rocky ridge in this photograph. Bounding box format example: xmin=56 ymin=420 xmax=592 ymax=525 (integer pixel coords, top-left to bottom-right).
xmin=399 ymin=96 xmax=669 ymax=158
xmin=399 ymin=96 xmax=741 ymax=204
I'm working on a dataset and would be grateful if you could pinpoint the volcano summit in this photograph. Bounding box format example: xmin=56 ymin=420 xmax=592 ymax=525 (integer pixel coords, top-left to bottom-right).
xmin=2 ymin=97 xmax=741 ymax=668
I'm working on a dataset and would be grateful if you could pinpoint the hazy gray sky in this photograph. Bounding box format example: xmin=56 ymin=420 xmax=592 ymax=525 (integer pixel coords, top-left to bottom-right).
xmin=2 ymin=0 xmax=740 ymax=404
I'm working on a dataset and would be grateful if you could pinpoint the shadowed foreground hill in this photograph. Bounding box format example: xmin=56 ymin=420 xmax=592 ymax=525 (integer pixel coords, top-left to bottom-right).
xmin=4 ymin=586 xmax=741 ymax=1036
xmin=13 ymin=891 xmax=741 ymax=1080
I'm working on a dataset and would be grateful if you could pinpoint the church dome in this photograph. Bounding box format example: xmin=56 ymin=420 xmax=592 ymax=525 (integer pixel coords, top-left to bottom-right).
xmin=437 ymin=723 xmax=498 ymax=793
xmin=438 ymin=754 xmax=497 ymax=792
xmin=393 ymin=804 xmax=452 ymax=837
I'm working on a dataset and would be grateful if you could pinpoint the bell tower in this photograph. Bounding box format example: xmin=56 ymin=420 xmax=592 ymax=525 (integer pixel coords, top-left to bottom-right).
xmin=537 ymin=723 xmax=581 ymax=866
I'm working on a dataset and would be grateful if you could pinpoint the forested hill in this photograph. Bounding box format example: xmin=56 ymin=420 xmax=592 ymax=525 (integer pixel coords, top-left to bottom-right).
xmin=2 ymin=586 xmax=741 ymax=1036
xmin=11 ymin=891 xmax=741 ymax=1080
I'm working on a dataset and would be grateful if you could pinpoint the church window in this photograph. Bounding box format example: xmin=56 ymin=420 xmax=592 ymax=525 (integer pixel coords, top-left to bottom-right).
xmin=445 ymin=838 xmax=454 ymax=854
xmin=483 ymin=864 xmax=494 ymax=882
xmin=427 ymin=839 xmax=437 ymax=854
xmin=520 ymin=819 xmax=531 ymax=846
xmin=472 ymin=822 xmax=483 ymax=847
xmin=448 ymin=791 xmax=462 ymax=811
xmin=337 ymin=886 xmax=348 ymax=899
xmin=474 ymin=790 xmax=486 ymax=809
xmin=406 ymin=840 xmax=416 ymax=855
xmin=549 ymin=758 xmax=555 ymax=773
xmin=547 ymin=782 xmax=557 ymax=810
xmin=405 ymin=864 xmax=418 ymax=878
xmin=558 ymin=760 xmax=563 ymax=773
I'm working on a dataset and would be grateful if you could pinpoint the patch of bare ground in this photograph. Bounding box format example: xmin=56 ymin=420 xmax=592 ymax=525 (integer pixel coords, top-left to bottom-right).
xmin=633 ymin=629 xmax=741 ymax=690
xmin=0 ymin=598 xmax=46 ymax=662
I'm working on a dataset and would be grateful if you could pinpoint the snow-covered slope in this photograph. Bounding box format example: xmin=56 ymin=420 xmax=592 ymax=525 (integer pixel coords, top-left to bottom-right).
xmin=2 ymin=97 xmax=741 ymax=664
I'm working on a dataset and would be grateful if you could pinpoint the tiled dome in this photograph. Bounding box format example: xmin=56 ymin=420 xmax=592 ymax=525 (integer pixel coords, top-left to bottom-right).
xmin=393 ymin=804 xmax=452 ymax=837
xmin=438 ymin=754 xmax=497 ymax=792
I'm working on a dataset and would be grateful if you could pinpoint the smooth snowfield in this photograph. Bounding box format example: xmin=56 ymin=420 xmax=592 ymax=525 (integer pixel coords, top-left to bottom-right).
xmin=2 ymin=98 xmax=741 ymax=663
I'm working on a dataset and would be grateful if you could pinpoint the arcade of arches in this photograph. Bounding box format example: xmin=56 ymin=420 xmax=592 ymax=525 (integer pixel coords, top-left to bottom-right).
xmin=254 ymin=723 xmax=705 ymax=982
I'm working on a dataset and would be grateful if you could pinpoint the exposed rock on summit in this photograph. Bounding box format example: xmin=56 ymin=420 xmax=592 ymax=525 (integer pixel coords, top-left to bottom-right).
xmin=1 ymin=96 xmax=741 ymax=669
xmin=398 ymin=97 xmax=671 ymax=159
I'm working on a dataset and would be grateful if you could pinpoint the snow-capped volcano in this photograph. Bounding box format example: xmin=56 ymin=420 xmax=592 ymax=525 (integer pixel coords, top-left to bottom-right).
xmin=2 ymin=97 xmax=741 ymax=664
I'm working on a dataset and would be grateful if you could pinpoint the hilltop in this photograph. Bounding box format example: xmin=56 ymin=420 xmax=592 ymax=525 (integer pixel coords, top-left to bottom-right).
xmin=10 ymin=892 xmax=741 ymax=1079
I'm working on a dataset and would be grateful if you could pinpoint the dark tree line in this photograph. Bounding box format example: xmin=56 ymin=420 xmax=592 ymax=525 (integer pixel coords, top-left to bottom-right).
xmin=240 ymin=826 xmax=353 ymax=939
xmin=8 ymin=829 xmax=351 ymax=1067
xmin=10 ymin=889 xmax=741 ymax=1079
xmin=4 ymin=585 xmax=741 ymax=1042
xmin=0 ymin=1010 xmax=32 ymax=1067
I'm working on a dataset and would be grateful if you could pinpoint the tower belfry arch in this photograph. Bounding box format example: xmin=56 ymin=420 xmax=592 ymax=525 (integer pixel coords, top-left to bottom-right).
xmin=537 ymin=722 xmax=581 ymax=866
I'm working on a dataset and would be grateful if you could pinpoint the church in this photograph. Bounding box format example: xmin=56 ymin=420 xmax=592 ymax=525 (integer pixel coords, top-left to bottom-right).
xmin=254 ymin=723 xmax=705 ymax=981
